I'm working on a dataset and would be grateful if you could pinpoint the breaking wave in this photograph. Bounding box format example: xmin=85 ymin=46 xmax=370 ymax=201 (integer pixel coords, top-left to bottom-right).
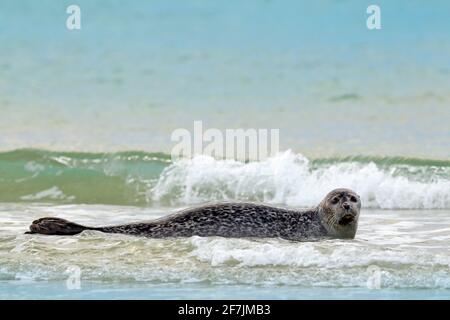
xmin=1 ymin=149 xmax=450 ymax=209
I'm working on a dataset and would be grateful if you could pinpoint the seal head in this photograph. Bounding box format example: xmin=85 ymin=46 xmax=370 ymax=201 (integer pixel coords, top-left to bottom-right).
xmin=318 ymin=188 xmax=361 ymax=239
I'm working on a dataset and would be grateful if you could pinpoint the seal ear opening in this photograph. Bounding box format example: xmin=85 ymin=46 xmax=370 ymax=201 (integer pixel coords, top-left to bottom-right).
xmin=27 ymin=217 xmax=89 ymax=236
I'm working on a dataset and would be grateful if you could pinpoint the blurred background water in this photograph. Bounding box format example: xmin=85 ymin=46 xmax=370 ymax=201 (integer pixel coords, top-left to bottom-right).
xmin=0 ymin=0 xmax=449 ymax=157
xmin=0 ymin=0 xmax=449 ymax=299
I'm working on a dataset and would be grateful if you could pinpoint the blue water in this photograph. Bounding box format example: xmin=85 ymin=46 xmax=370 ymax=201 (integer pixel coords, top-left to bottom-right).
xmin=0 ymin=1 xmax=449 ymax=300
xmin=0 ymin=0 xmax=449 ymax=157
xmin=2 ymin=281 xmax=450 ymax=300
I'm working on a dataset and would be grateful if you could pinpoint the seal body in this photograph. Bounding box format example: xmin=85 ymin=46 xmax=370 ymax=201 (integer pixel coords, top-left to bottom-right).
xmin=100 ymin=203 xmax=328 ymax=240
xmin=27 ymin=188 xmax=361 ymax=240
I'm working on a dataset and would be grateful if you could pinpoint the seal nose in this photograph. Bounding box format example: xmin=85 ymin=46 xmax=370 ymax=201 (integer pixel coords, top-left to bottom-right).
xmin=342 ymin=202 xmax=350 ymax=210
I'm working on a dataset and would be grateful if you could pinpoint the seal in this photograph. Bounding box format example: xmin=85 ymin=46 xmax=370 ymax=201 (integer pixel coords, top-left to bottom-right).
xmin=26 ymin=188 xmax=361 ymax=240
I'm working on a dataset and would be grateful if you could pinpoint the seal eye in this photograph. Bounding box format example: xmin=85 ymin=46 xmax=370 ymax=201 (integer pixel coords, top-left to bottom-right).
xmin=331 ymin=197 xmax=339 ymax=204
xmin=350 ymin=196 xmax=357 ymax=203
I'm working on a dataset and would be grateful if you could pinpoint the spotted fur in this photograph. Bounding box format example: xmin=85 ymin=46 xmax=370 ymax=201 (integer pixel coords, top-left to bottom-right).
xmin=27 ymin=189 xmax=361 ymax=241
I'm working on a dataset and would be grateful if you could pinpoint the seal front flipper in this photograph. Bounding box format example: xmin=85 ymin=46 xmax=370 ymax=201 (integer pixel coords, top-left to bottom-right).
xmin=27 ymin=217 xmax=93 ymax=236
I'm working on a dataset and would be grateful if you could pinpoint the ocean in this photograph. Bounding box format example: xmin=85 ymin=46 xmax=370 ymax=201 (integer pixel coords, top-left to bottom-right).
xmin=0 ymin=0 xmax=449 ymax=299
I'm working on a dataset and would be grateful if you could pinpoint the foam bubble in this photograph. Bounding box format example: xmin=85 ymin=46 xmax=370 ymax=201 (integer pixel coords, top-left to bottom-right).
xmin=150 ymin=151 xmax=450 ymax=209
xmin=20 ymin=186 xmax=75 ymax=201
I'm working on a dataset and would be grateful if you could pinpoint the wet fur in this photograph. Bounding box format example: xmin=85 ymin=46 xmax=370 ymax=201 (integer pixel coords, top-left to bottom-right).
xmin=27 ymin=189 xmax=361 ymax=241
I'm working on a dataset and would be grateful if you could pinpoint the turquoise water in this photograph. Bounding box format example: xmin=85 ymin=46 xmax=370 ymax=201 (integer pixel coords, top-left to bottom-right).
xmin=2 ymin=282 xmax=450 ymax=300
xmin=0 ymin=0 xmax=449 ymax=299
xmin=0 ymin=0 xmax=449 ymax=157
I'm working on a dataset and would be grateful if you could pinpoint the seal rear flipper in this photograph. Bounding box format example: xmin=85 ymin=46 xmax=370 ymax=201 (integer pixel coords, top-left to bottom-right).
xmin=27 ymin=217 xmax=92 ymax=236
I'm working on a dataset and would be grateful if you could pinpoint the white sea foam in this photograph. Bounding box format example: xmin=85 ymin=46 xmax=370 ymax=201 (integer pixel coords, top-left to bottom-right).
xmin=20 ymin=186 xmax=75 ymax=201
xmin=1 ymin=204 xmax=449 ymax=290
xmin=150 ymin=151 xmax=450 ymax=209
